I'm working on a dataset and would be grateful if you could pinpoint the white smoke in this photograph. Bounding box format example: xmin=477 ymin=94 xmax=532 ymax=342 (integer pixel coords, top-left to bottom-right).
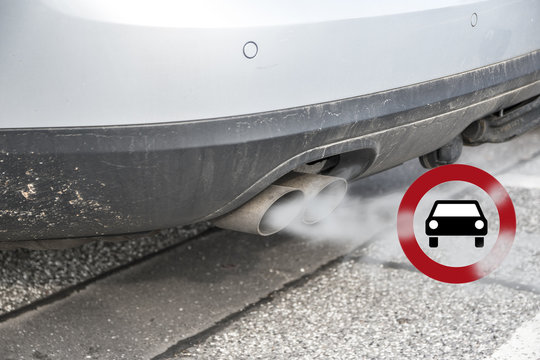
xmin=283 ymin=191 xmax=403 ymax=248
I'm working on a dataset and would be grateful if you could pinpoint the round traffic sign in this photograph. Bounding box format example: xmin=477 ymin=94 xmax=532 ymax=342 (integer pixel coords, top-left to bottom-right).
xmin=397 ymin=164 xmax=516 ymax=283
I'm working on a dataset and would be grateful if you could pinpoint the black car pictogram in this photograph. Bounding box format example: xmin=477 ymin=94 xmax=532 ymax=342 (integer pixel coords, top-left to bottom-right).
xmin=425 ymin=200 xmax=488 ymax=248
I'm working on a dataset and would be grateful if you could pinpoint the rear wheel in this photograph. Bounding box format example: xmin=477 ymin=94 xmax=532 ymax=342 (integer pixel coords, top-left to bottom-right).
xmin=475 ymin=237 xmax=484 ymax=248
xmin=429 ymin=237 xmax=438 ymax=248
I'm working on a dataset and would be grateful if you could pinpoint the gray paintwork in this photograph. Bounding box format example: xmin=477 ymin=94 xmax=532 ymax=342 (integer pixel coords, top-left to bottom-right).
xmin=1 ymin=0 xmax=540 ymax=128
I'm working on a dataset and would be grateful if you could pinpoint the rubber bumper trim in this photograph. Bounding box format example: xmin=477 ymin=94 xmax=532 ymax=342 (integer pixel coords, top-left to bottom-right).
xmin=1 ymin=50 xmax=540 ymax=241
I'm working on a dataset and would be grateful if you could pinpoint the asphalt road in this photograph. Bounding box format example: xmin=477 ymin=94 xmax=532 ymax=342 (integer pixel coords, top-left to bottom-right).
xmin=0 ymin=128 xmax=539 ymax=359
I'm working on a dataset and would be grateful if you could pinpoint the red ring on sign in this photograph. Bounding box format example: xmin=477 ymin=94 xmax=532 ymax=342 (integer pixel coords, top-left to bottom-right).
xmin=397 ymin=164 xmax=516 ymax=284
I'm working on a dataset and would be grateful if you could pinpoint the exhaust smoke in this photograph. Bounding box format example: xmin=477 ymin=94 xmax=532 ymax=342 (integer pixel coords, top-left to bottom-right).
xmin=284 ymin=192 xmax=401 ymax=247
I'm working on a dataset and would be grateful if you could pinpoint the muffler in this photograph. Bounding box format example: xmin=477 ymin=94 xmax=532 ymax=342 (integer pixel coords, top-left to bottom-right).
xmin=277 ymin=172 xmax=348 ymax=224
xmin=214 ymin=185 xmax=305 ymax=236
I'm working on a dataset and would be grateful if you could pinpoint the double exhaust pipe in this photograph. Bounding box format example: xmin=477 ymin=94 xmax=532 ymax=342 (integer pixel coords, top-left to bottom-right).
xmin=214 ymin=172 xmax=347 ymax=236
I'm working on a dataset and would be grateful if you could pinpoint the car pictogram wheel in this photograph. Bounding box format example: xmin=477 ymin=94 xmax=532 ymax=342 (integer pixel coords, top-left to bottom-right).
xmin=475 ymin=237 xmax=484 ymax=248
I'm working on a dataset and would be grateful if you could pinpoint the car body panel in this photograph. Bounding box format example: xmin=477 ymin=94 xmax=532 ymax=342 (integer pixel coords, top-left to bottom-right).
xmin=1 ymin=0 xmax=540 ymax=128
xmin=1 ymin=51 xmax=539 ymax=241
xmin=1 ymin=2 xmax=540 ymax=243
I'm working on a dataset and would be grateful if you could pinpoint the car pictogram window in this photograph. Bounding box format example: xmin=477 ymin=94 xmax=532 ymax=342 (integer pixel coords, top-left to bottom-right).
xmin=432 ymin=203 xmax=481 ymax=217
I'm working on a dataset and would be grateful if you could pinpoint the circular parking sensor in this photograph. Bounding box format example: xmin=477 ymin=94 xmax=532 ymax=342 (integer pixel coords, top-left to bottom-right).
xmin=429 ymin=220 xmax=438 ymax=229
xmin=471 ymin=13 xmax=478 ymax=27
xmin=243 ymin=41 xmax=258 ymax=59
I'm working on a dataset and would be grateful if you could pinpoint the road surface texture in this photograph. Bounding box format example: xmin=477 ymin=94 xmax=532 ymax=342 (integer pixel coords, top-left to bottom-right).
xmin=0 ymin=128 xmax=539 ymax=359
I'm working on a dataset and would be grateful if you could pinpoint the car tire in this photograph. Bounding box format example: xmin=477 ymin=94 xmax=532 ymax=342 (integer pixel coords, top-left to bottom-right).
xmin=475 ymin=237 xmax=484 ymax=248
xmin=429 ymin=237 xmax=438 ymax=248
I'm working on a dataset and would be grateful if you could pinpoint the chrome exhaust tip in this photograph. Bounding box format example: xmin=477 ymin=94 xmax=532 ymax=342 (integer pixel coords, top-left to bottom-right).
xmin=214 ymin=185 xmax=305 ymax=236
xmin=277 ymin=172 xmax=348 ymax=224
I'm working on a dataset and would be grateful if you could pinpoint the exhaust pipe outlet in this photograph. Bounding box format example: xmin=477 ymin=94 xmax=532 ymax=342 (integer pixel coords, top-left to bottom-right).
xmin=277 ymin=172 xmax=348 ymax=224
xmin=214 ymin=185 xmax=305 ymax=236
